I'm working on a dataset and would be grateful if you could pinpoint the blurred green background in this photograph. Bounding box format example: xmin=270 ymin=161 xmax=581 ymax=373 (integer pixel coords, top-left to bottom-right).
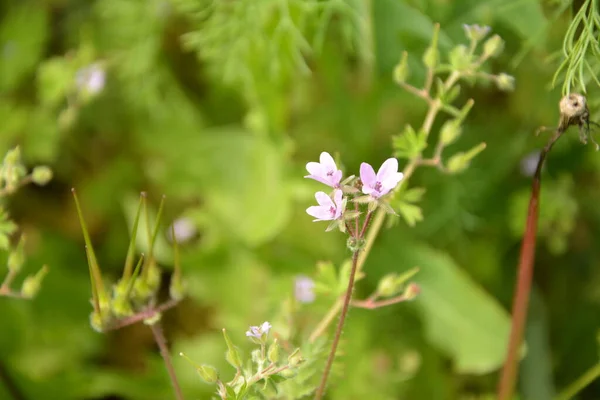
xmin=1 ymin=0 xmax=600 ymax=399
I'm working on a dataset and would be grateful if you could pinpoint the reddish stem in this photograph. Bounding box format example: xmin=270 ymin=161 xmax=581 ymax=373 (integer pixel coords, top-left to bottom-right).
xmin=497 ymin=128 xmax=563 ymax=400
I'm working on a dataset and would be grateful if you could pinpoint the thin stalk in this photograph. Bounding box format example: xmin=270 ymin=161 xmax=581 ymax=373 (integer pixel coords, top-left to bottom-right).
xmin=497 ymin=128 xmax=564 ymax=400
xmin=555 ymin=363 xmax=600 ymax=400
xmin=149 ymin=321 xmax=185 ymax=400
xmin=314 ymin=249 xmax=360 ymax=400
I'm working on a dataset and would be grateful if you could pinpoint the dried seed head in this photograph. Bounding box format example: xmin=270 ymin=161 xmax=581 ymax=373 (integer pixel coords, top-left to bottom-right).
xmin=560 ymin=93 xmax=587 ymax=120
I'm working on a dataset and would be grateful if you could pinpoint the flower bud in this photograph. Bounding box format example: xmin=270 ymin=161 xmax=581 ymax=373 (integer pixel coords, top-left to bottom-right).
xmin=403 ymin=283 xmax=420 ymax=300
xmin=446 ymin=143 xmax=487 ymax=173
xmin=393 ymin=52 xmax=409 ymax=84
xmin=422 ymin=46 xmax=439 ymax=69
xmin=31 ymin=166 xmax=53 ymax=186
xmin=377 ymin=274 xmax=401 ymax=297
xmin=197 ymin=364 xmax=219 ymax=384
xmin=483 ymin=34 xmax=504 ymax=58
xmin=287 ymin=348 xmax=304 ymax=368
xmin=8 ymin=235 xmax=25 ymax=273
xmin=20 ymin=265 xmax=49 ymax=298
xmin=223 ymin=329 xmax=243 ymax=369
xmin=268 ymin=339 xmax=280 ymax=364
xmin=449 ymin=45 xmax=471 ymax=70
xmin=495 ymin=73 xmax=515 ymax=91
xmin=439 ymin=119 xmax=462 ymax=146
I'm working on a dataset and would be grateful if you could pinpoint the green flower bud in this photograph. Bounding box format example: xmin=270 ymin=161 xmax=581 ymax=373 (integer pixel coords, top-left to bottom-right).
xmin=495 ymin=73 xmax=515 ymax=91
xmin=377 ymin=274 xmax=401 ymax=298
xmin=446 ymin=143 xmax=487 ymax=173
xmin=287 ymin=348 xmax=304 ymax=368
xmin=197 ymin=364 xmax=219 ymax=384
xmin=439 ymin=119 xmax=462 ymax=146
xmin=8 ymin=235 xmax=25 ymax=273
xmin=31 ymin=166 xmax=53 ymax=186
xmin=268 ymin=339 xmax=280 ymax=364
xmin=449 ymin=45 xmax=471 ymax=71
xmin=20 ymin=265 xmax=49 ymax=298
xmin=223 ymin=329 xmax=243 ymax=369
xmin=403 ymin=283 xmax=420 ymax=300
xmin=422 ymin=46 xmax=439 ymax=69
xmin=483 ymin=34 xmax=504 ymax=58
xmin=393 ymin=52 xmax=409 ymax=84
xmin=4 ymin=147 xmax=21 ymax=166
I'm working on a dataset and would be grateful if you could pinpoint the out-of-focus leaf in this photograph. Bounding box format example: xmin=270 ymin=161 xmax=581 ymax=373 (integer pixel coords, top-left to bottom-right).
xmin=370 ymin=234 xmax=511 ymax=374
xmin=0 ymin=4 xmax=49 ymax=91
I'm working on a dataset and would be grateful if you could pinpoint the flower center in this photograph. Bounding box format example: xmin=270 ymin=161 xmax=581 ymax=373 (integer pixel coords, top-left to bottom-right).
xmin=327 ymin=170 xmax=334 ymax=176
xmin=329 ymin=206 xmax=337 ymax=217
xmin=374 ymin=181 xmax=383 ymax=192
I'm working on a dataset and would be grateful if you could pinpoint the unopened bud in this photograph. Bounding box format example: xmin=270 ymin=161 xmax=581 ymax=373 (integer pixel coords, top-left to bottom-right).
xmin=393 ymin=52 xmax=409 ymax=84
xmin=31 ymin=166 xmax=53 ymax=186
xmin=268 ymin=339 xmax=280 ymax=364
xmin=439 ymin=119 xmax=462 ymax=146
xmin=20 ymin=265 xmax=49 ymax=298
xmin=197 ymin=364 xmax=219 ymax=384
xmin=377 ymin=274 xmax=401 ymax=297
xmin=495 ymin=73 xmax=515 ymax=91
xmin=223 ymin=329 xmax=243 ymax=369
xmin=8 ymin=235 xmax=25 ymax=273
xmin=483 ymin=34 xmax=504 ymax=58
xmin=403 ymin=283 xmax=420 ymax=300
xmin=287 ymin=348 xmax=304 ymax=368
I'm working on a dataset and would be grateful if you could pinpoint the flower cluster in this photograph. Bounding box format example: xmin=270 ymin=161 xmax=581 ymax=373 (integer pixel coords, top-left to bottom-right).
xmin=304 ymin=152 xmax=404 ymax=230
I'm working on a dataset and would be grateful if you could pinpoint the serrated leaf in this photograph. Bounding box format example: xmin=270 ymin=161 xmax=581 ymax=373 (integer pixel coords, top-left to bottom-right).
xmin=396 ymin=201 xmax=423 ymax=227
xmin=393 ymin=125 xmax=427 ymax=160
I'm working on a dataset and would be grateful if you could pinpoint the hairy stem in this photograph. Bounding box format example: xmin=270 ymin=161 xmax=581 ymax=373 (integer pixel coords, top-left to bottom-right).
xmin=149 ymin=321 xmax=185 ymax=400
xmin=497 ymin=128 xmax=564 ymax=400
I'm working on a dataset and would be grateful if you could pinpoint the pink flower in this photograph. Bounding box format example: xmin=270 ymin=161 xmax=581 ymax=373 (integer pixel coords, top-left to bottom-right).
xmin=360 ymin=158 xmax=404 ymax=198
xmin=306 ymin=190 xmax=344 ymax=221
xmin=305 ymin=152 xmax=343 ymax=188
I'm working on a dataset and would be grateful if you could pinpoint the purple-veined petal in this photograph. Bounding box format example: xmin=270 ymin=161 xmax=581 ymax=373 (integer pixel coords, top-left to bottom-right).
xmin=305 ymin=174 xmax=333 ymax=186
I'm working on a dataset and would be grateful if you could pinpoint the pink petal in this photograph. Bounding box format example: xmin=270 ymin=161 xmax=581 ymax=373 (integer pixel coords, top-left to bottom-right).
xmin=319 ymin=152 xmax=337 ymax=171
xmin=382 ymin=172 xmax=404 ymax=191
xmin=360 ymin=163 xmax=377 ymax=191
xmin=315 ymin=191 xmax=334 ymax=208
xmin=305 ymin=174 xmax=333 ymax=186
xmin=306 ymin=205 xmax=333 ymax=221
xmin=306 ymin=162 xmax=325 ymax=176
xmin=331 ymin=170 xmax=343 ymax=187
xmin=376 ymin=158 xmax=399 ymax=182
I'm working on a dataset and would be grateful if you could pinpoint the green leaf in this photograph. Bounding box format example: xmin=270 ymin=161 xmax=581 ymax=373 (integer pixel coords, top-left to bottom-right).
xmin=393 ymin=125 xmax=427 ymax=160
xmin=396 ymin=201 xmax=424 ymax=227
xmin=370 ymin=235 xmax=511 ymax=374
xmin=198 ymin=129 xmax=291 ymax=246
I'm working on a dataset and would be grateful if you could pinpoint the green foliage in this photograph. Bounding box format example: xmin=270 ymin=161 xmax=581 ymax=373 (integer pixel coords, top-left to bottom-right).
xmin=552 ymin=0 xmax=600 ymax=94
xmin=3 ymin=0 xmax=600 ymax=399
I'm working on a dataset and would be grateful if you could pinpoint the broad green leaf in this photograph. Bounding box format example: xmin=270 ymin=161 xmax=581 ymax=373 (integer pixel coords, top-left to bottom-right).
xmin=370 ymin=234 xmax=511 ymax=374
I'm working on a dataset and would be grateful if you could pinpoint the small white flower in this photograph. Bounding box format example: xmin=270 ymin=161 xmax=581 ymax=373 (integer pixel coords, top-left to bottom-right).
xmin=76 ymin=64 xmax=105 ymax=95
xmin=246 ymin=321 xmax=271 ymax=342
xmin=295 ymin=275 xmax=315 ymax=303
xmin=167 ymin=217 xmax=197 ymax=243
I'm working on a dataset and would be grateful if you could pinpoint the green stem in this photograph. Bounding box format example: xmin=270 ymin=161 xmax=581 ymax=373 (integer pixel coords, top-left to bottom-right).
xmin=556 ymin=363 xmax=600 ymax=400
